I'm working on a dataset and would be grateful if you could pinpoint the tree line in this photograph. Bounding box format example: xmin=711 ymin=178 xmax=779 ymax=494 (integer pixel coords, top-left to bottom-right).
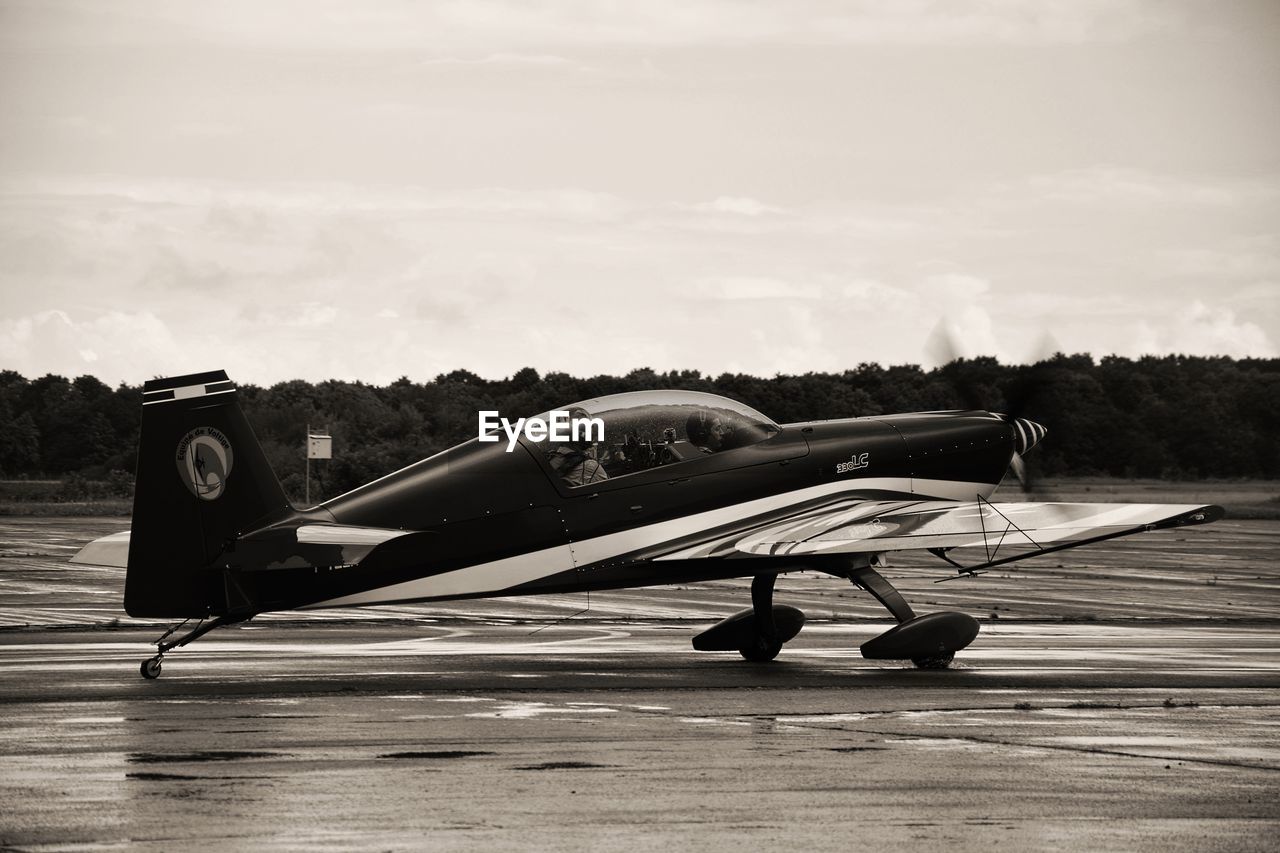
xmin=2 ymin=355 xmax=1277 ymax=503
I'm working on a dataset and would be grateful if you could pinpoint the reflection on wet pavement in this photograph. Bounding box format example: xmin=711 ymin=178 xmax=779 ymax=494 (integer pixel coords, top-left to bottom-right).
xmin=1 ymin=517 xmax=1278 ymax=851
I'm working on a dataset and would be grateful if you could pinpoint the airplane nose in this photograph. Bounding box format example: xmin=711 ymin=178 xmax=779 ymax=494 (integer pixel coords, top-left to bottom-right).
xmin=1010 ymin=417 xmax=1047 ymax=455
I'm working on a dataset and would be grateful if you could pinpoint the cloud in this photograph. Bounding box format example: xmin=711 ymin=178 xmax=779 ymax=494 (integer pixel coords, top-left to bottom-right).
xmin=918 ymin=274 xmax=1004 ymax=364
xmin=419 ymin=53 xmax=579 ymax=67
xmin=5 ymin=0 xmax=1177 ymax=51
xmin=921 ymin=272 xmax=990 ymax=302
xmin=1154 ymin=242 xmax=1280 ymax=282
xmin=170 ymin=121 xmax=240 ymax=139
xmin=47 ymin=115 xmax=114 ymax=139
xmin=1128 ymin=301 xmax=1276 ymax=359
xmin=0 ymin=310 xmax=189 ymax=381
xmin=1027 ymin=167 xmax=1278 ymax=207
xmin=694 ymin=276 xmax=822 ymax=300
xmin=0 ymin=176 xmax=636 ymax=221
xmin=690 ymin=197 xmax=788 ymax=217
xmin=328 ymin=0 xmax=1167 ymax=47
xmin=2 ymin=175 xmax=1276 ymax=385
xmin=282 ymin=303 xmax=339 ymax=328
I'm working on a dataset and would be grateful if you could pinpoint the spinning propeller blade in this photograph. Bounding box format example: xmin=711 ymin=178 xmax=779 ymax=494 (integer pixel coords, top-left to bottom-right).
xmin=927 ymin=320 xmax=1052 ymax=493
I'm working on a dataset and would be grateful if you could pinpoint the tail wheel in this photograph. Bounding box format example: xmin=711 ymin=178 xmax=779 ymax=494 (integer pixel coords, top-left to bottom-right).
xmin=912 ymin=652 xmax=955 ymax=670
xmin=140 ymin=657 xmax=163 ymax=679
xmin=739 ymin=637 xmax=783 ymax=662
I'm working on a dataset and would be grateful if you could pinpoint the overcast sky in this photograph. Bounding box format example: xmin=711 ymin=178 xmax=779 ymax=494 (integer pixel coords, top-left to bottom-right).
xmin=1 ymin=0 xmax=1277 ymax=386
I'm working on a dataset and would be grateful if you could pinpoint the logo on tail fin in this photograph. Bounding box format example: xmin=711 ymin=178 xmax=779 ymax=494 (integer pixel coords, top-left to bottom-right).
xmin=176 ymin=427 xmax=234 ymax=500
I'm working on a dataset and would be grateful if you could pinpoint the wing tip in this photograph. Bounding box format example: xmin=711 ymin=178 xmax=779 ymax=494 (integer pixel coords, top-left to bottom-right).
xmin=1164 ymin=504 xmax=1225 ymax=528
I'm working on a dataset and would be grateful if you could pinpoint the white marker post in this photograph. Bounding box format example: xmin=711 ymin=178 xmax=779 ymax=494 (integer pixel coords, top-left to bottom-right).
xmin=305 ymin=424 xmax=332 ymax=505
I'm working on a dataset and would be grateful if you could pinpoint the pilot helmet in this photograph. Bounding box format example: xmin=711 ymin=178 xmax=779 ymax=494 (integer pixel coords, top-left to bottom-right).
xmin=565 ymin=406 xmax=595 ymax=451
xmin=686 ymin=410 xmax=720 ymax=446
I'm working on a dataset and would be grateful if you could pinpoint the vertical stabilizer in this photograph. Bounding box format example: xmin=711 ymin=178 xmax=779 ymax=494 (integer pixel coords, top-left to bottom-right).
xmin=126 ymin=370 xmax=292 ymax=617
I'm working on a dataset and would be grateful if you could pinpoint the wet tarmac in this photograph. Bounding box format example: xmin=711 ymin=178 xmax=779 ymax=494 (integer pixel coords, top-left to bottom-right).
xmin=1 ymin=518 xmax=1278 ymax=851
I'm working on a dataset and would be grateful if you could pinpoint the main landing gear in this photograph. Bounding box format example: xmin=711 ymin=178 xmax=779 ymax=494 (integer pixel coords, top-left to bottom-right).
xmin=845 ymin=561 xmax=979 ymax=669
xmin=139 ymin=612 xmax=248 ymax=679
xmin=692 ymin=574 xmax=805 ymax=661
xmin=691 ymin=557 xmax=979 ymax=668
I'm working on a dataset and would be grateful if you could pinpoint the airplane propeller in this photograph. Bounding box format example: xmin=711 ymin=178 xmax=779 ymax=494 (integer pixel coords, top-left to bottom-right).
xmin=926 ymin=320 xmax=1052 ymax=493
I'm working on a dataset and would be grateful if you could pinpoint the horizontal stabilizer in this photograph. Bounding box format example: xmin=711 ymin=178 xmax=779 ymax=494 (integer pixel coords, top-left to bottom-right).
xmin=234 ymin=524 xmax=414 ymax=571
xmin=70 ymin=530 xmax=130 ymax=568
xmin=71 ymin=524 xmax=413 ymax=572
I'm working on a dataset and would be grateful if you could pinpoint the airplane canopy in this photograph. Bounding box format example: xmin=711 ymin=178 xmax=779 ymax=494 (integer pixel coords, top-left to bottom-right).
xmin=531 ymin=390 xmax=781 ymax=484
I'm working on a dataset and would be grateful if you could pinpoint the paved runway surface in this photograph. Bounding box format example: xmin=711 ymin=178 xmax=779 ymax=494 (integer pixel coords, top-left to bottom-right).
xmin=1 ymin=518 xmax=1278 ymax=851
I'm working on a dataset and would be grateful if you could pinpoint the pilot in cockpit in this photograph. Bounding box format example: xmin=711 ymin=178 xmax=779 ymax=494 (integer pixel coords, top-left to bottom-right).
xmin=686 ymin=409 xmax=739 ymax=454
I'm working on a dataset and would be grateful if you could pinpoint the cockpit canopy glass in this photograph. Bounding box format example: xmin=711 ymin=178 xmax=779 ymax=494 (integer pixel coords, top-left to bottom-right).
xmin=529 ymin=391 xmax=780 ymax=487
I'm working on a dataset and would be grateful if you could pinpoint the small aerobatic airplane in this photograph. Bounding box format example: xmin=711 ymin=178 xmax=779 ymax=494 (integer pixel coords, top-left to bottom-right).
xmin=74 ymin=369 xmax=1222 ymax=679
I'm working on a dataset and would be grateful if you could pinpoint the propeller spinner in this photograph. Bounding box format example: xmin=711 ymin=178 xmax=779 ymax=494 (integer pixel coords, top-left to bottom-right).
xmin=995 ymin=414 xmax=1047 ymax=491
xmin=1006 ymin=416 xmax=1047 ymax=456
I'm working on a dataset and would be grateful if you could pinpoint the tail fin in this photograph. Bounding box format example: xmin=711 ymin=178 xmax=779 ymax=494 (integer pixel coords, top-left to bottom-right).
xmin=126 ymin=370 xmax=293 ymax=617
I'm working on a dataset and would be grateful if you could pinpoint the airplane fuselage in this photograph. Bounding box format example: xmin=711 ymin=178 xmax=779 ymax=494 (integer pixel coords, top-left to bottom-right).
xmin=250 ymin=410 xmax=1020 ymax=611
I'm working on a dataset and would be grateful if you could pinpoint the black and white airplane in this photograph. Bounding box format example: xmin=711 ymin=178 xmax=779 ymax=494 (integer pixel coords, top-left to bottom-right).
xmin=73 ymin=369 xmax=1223 ymax=678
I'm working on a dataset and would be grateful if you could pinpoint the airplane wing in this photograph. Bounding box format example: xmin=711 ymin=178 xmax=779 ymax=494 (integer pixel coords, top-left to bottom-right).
xmin=72 ymin=500 xmax=1222 ymax=579
xmin=654 ymin=499 xmax=1223 ymax=563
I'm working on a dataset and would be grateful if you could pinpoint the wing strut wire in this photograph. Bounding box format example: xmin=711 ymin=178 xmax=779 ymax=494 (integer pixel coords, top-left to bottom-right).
xmin=527 ymin=591 xmax=591 ymax=636
xmin=930 ymin=496 xmax=1049 ymax=583
xmin=976 ymin=494 xmax=1043 ymax=563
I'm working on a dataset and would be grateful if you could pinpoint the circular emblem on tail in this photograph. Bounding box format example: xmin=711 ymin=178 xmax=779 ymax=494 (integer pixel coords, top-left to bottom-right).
xmin=175 ymin=427 xmax=234 ymax=500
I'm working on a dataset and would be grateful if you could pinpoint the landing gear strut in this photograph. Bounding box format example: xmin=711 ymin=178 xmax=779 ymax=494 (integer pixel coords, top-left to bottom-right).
xmin=139 ymin=612 xmax=248 ymax=679
xmin=844 ymin=560 xmax=978 ymax=669
xmin=692 ymin=573 xmax=805 ymax=661
xmin=739 ymin=574 xmax=783 ymax=661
